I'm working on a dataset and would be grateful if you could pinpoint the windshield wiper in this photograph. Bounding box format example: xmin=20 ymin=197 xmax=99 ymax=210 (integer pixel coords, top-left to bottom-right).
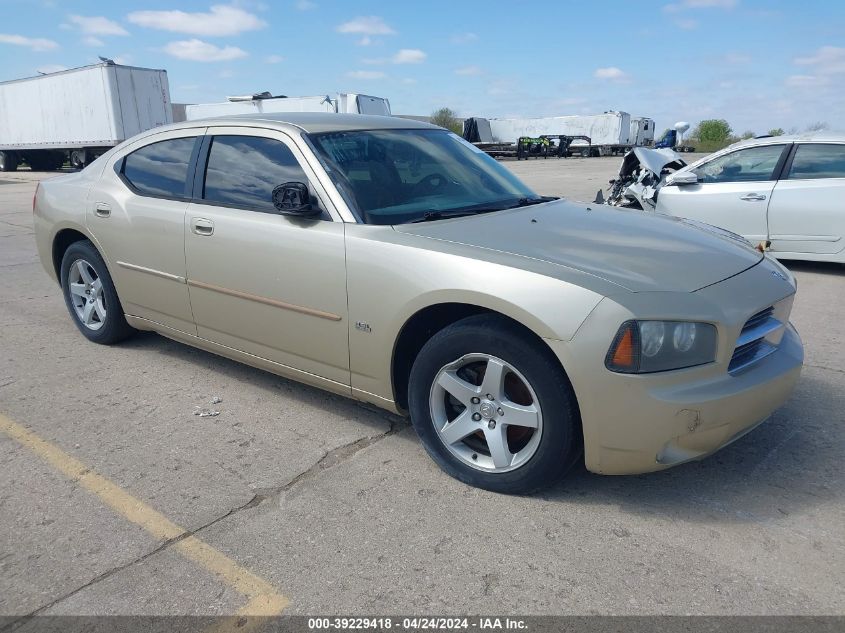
xmin=407 ymin=197 xmax=558 ymax=224
xmin=409 ymin=211 xmax=479 ymax=223
xmin=512 ymin=196 xmax=558 ymax=207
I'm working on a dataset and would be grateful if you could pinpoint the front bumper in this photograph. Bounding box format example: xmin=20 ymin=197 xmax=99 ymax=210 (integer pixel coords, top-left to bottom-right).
xmin=547 ymin=262 xmax=804 ymax=475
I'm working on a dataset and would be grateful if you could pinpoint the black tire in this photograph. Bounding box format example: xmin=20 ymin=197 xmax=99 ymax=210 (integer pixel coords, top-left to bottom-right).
xmin=408 ymin=314 xmax=581 ymax=494
xmin=60 ymin=240 xmax=135 ymax=345
xmin=0 ymin=151 xmax=18 ymax=172
xmin=70 ymin=150 xmax=87 ymax=170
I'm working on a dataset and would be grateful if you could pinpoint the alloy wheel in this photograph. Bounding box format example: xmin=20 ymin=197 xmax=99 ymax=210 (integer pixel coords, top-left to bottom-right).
xmin=67 ymin=259 xmax=107 ymax=330
xmin=429 ymin=353 xmax=543 ymax=473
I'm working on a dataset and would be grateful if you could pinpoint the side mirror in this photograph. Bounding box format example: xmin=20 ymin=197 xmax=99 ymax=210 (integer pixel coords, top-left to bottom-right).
xmin=665 ymin=171 xmax=698 ymax=186
xmin=272 ymin=182 xmax=319 ymax=216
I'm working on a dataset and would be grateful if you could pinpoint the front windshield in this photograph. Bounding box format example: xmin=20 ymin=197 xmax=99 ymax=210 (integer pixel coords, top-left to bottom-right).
xmin=307 ymin=128 xmax=539 ymax=225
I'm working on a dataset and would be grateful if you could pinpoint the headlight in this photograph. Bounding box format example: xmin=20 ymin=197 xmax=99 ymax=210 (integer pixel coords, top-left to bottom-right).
xmin=606 ymin=320 xmax=717 ymax=373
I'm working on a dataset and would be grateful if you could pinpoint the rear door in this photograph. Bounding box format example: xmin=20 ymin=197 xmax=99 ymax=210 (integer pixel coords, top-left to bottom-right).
xmin=183 ymin=126 xmax=350 ymax=387
xmin=91 ymin=129 xmax=202 ymax=334
xmin=656 ymin=143 xmax=790 ymax=243
xmin=767 ymin=142 xmax=845 ymax=257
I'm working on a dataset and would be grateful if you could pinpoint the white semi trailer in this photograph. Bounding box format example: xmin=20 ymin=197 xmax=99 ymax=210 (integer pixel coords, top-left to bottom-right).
xmin=483 ymin=111 xmax=634 ymax=156
xmin=185 ymin=92 xmax=391 ymax=120
xmin=0 ymin=62 xmax=172 ymax=171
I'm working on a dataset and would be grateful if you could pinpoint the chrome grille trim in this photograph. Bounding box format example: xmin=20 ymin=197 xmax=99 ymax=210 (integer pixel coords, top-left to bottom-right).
xmin=729 ymin=306 xmax=782 ymax=374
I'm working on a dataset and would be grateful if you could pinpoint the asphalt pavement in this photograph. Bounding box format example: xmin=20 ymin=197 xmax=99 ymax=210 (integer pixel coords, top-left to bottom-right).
xmin=1 ymin=158 xmax=842 ymax=621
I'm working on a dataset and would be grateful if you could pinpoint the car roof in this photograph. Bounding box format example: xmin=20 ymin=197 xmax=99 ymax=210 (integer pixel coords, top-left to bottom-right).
xmin=164 ymin=112 xmax=439 ymax=135
xmin=727 ymin=131 xmax=845 ymax=148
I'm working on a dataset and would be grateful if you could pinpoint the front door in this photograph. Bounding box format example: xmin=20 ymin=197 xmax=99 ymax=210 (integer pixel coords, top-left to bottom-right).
xmin=184 ymin=127 xmax=350 ymax=387
xmin=767 ymin=142 xmax=845 ymax=256
xmin=656 ymin=143 xmax=790 ymax=244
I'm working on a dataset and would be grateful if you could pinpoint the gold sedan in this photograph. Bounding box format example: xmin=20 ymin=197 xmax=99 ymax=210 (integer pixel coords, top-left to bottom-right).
xmin=33 ymin=114 xmax=803 ymax=493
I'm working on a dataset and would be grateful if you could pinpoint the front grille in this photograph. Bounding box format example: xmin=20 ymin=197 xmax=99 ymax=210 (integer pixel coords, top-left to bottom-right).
xmin=729 ymin=306 xmax=781 ymax=374
xmin=743 ymin=307 xmax=774 ymax=331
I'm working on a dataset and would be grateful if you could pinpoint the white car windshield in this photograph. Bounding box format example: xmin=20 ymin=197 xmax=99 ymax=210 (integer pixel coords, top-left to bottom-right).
xmin=307 ymin=129 xmax=542 ymax=224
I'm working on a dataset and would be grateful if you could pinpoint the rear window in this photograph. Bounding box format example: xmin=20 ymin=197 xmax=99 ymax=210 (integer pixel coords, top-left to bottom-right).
xmin=202 ymin=135 xmax=310 ymax=212
xmin=787 ymin=144 xmax=845 ymax=179
xmin=122 ymin=137 xmax=196 ymax=198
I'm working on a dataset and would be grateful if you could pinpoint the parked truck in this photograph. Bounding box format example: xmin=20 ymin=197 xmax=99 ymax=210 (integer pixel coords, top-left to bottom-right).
xmin=185 ymin=92 xmax=391 ymax=120
xmin=0 ymin=62 xmax=172 ymax=171
xmin=629 ymin=116 xmax=655 ymax=147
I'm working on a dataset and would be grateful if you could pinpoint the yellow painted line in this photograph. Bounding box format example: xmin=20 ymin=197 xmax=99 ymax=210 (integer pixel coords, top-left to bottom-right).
xmin=0 ymin=413 xmax=289 ymax=617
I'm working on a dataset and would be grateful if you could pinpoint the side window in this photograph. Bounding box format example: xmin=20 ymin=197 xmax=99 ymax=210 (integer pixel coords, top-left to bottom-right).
xmin=787 ymin=144 xmax=845 ymax=180
xmin=203 ymin=135 xmax=311 ymax=212
xmin=693 ymin=144 xmax=786 ymax=184
xmin=122 ymin=137 xmax=196 ymax=198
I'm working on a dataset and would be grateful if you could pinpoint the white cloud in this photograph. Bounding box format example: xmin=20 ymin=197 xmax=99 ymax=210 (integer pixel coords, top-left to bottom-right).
xmin=112 ymin=55 xmax=132 ymax=65
xmin=594 ymin=66 xmax=629 ymax=81
xmin=36 ymin=64 xmax=68 ymax=74
xmin=362 ymin=50 xmax=427 ymax=65
xmin=346 ymin=70 xmax=386 ymax=80
xmin=664 ymin=0 xmax=736 ymax=11
xmin=392 ymin=49 xmax=425 ymax=64
xmin=163 ymin=39 xmax=248 ymax=62
xmin=785 ymin=75 xmax=829 ymax=88
xmin=128 ymin=5 xmax=266 ymax=36
xmin=401 ymin=78 xmax=416 ymax=84
xmin=265 ymin=54 xmax=284 ymax=63
xmin=674 ymin=18 xmax=698 ymax=29
xmin=336 ymin=16 xmax=395 ymax=36
xmin=295 ymin=0 xmax=317 ymax=9
xmin=451 ymin=32 xmax=477 ymax=44
xmin=68 ymin=15 xmax=128 ymax=36
xmin=455 ymin=65 xmax=482 ymax=76
xmin=794 ymin=46 xmax=845 ymax=74
xmin=0 ymin=33 xmax=59 ymax=52
xmin=83 ymin=36 xmax=104 ymax=47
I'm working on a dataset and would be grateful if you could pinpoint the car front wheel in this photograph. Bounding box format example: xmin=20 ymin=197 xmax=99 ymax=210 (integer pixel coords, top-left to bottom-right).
xmin=408 ymin=315 xmax=581 ymax=494
xmin=60 ymin=240 xmax=134 ymax=344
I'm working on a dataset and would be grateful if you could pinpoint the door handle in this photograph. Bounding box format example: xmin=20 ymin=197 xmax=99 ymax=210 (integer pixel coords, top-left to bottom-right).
xmin=94 ymin=203 xmax=111 ymax=217
xmin=740 ymin=193 xmax=767 ymax=201
xmin=191 ymin=217 xmax=214 ymax=236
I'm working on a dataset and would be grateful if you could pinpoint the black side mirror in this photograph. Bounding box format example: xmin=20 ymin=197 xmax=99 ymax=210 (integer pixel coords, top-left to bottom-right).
xmin=272 ymin=182 xmax=319 ymax=216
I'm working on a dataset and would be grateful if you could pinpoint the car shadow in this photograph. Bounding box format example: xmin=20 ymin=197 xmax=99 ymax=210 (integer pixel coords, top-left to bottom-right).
xmin=119 ymin=330 xmax=405 ymax=436
xmin=121 ymin=332 xmax=839 ymax=524
xmin=782 ymin=260 xmax=844 ymax=276
xmin=542 ymin=370 xmax=840 ymax=524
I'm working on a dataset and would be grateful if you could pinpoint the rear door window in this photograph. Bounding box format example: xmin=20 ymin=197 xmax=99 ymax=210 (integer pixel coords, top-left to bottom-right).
xmin=786 ymin=144 xmax=845 ymax=179
xmin=693 ymin=144 xmax=787 ymax=184
xmin=122 ymin=137 xmax=196 ymax=198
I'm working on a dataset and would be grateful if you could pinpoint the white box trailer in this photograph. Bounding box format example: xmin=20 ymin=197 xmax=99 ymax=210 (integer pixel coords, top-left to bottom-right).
xmin=0 ymin=62 xmax=172 ymax=171
xmin=630 ymin=117 xmax=656 ymax=146
xmin=485 ymin=111 xmax=633 ymax=155
xmin=185 ymin=93 xmax=391 ymax=121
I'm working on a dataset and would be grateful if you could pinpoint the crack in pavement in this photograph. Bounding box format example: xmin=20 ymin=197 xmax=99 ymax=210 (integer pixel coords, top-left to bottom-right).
xmin=804 ymin=363 xmax=845 ymax=375
xmin=2 ymin=407 xmax=406 ymax=626
xmin=3 ymin=486 xmax=269 ymax=630
xmin=248 ymin=410 xmax=405 ymax=506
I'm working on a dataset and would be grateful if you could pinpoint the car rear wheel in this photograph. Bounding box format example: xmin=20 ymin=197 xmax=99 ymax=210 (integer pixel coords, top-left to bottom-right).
xmin=408 ymin=314 xmax=581 ymax=494
xmin=60 ymin=240 xmax=135 ymax=344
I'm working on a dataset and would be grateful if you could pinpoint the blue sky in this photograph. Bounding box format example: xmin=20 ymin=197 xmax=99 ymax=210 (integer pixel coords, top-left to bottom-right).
xmin=1 ymin=0 xmax=843 ymax=135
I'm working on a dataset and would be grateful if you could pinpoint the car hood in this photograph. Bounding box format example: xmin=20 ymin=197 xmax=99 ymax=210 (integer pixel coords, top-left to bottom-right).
xmin=393 ymin=199 xmax=763 ymax=293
